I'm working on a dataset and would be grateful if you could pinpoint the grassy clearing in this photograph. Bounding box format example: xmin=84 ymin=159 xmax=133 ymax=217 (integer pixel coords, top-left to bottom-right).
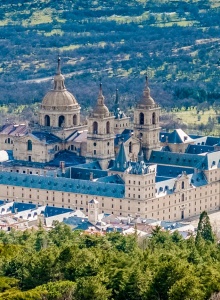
xmin=173 ymin=108 xmax=216 ymax=125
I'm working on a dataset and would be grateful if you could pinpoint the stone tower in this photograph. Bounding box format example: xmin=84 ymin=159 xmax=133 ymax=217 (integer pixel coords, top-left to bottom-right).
xmin=88 ymin=199 xmax=99 ymax=223
xmin=38 ymin=57 xmax=82 ymax=138
xmin=86 ymin=84 xmax=115 ymax=170
xmin=133 ymin=77 xmax=161 ymax=160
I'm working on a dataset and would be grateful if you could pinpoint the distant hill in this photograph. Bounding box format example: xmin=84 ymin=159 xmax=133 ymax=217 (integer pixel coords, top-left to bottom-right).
xmin=0 ymin=0 xmax=219 ymax=111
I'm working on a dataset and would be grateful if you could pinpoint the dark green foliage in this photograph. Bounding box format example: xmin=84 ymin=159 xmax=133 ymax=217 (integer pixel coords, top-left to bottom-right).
xmin=0 ymin=0 xmax=219 ymax=113
xmin=196 ymin=211 xmax=215 ymax=244
xmin=0 ymin=220 xmax=220 ymax=299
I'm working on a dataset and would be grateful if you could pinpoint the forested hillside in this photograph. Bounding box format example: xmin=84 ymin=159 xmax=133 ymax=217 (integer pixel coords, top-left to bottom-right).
xmin=0 ymin=217 xmax=220 ymax=300
xmin=0 ymin=0 xmax=219 ymax=112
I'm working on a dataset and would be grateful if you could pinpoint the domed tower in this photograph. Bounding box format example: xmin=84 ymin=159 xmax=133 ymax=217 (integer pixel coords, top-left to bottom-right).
xmin=133 ymin=76 xmax=161 ymax=160
xmin=38 ymin=57 xmax=81 ymax=138
xmin=86 ymin=83 xmax=115 ymax=170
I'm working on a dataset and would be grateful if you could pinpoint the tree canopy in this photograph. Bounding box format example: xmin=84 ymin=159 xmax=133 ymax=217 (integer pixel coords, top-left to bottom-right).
xmin=0 ymin=218 xmax=219 ymax=299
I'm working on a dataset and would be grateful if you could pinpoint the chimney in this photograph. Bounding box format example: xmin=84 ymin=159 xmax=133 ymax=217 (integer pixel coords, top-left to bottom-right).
xmin=60 ymin=161 xmax=65 ymax=174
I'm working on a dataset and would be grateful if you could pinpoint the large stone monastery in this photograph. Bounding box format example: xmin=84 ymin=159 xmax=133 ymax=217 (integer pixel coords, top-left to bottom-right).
xmin=0 ymin=58 xmax=219 ymax=222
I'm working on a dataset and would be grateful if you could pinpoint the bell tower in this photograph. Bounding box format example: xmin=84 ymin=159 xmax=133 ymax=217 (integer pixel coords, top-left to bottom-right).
xmin=86 ymin=84 xmax=115 ymax=170
xmin=133 ymin=77 xmax=161 ymax=160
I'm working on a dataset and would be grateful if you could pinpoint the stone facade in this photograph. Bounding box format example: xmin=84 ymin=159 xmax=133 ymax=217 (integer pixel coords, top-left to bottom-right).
xmin=0 ymin=59 xmax=219 ymax=222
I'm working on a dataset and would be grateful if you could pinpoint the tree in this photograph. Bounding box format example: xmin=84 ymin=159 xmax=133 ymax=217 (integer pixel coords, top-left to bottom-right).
xmin=196 ymin=211 xmax=215 ymax=244
xmin=75 ymin=276 xmax=111 ymax=300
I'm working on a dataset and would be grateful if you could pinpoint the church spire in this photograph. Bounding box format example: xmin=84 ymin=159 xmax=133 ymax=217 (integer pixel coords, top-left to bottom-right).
xmin=98 ymin=83 xmax=104 ymax=105
xmin=53 ymin=56 xmax=65 ymax=91
xmin=115 ymin=141 xmax=128 ymax=170
xmin=57 ymin=55 xmax=61 ymax=75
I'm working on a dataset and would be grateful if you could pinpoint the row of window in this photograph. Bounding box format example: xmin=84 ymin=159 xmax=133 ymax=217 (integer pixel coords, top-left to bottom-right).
xmin=92 ymin=121 xmax=111 ymax=134
xmin=44 ymin=114 xmax=78 ymax=127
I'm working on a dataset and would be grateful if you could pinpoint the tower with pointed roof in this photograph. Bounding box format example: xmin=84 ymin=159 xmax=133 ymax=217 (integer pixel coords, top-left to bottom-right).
xmin=86 ymin=84 xmax=115 ymax=170
xmin=133 ymin=76 xmax=161 ymax=160
xmin=38 ymin=57 xmax=83 ymax=138
xmin=88 ymin=198 xmax=99 ymax=223
xmin=113 ymin=88 xmax=130 ymax=134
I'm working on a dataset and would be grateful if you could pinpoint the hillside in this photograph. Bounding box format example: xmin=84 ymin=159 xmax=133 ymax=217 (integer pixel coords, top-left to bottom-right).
xmin=0 ymin=0 xmax=219 ymax=112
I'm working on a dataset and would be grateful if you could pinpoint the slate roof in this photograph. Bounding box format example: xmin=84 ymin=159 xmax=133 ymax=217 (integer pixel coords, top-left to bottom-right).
xmin=2 ymin=150 xmax=85 ymax=169
xmin=192 ymin=136 xmax=220 ymax=146
xmin=110 ymin=142 xmax=129 ymax=172
xmin=66 ymin=130 xmax=87 ymax=143
xmin=185 ymin=144 xmax=214 ymax=154
xmin=0 ymin=200 xmax=5 ymax=206
xmin=0 ymin=124 xmax=28 ymax=136
xmin=155 ymin=178 xmax=176 ymax=196
xmin=31 ymin=131 xmax=62 ymax=144
xmin=63 ymin=216 xmax=93 ymax=231
xmin=115 ymin=129 xmax=132 ymax=146
xmin=190 ymin=172 xmax=208 ymax=187
xmin=155 ymin=169 xmax=208 ymax=197
xmin=150 ymin=150 xmax=201 ymax=168
xmin=160 ymin=129 xmax=193 ymax=144
xmin=206 ymin=136 xmax=220 ymax=146
xmin=13 ymin=202 xmax=37 ymax=213
xmin=75 ymin=161 xmax=101 ymax=170
xmin=95 ymin=174 xmax=124 ymax=184
xmin=44 ymin=206 xmax=73 ymax=217
xmin=156 ymin=164 xmax=194 ymax=178
xmin=197 ymin=152 xmax=220 ymax=170
xmin=0 ymin=171 xmax=125 ymax=198
xmin=70 ymin=166 xmax=107 ymax=180
xmin=47 ymin=150 xmax=85 ymax=167
xmin=0 ymin=202 xmax=37 ymax=214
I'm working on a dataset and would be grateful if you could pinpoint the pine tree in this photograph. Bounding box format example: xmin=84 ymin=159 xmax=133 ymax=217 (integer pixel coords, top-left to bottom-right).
xmin=196 ymin=211 xmax=215 ymax=244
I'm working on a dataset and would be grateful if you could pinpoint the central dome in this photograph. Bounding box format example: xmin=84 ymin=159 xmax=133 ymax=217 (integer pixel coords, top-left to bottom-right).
xmin=41 ymin=57 xmax=79 ymax=109
xmin=42 ymin=90 xmax=78 ymax=107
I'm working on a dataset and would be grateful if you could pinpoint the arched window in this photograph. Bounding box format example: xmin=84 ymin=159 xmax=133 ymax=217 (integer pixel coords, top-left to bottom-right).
xmin=73 ymin=115 xmax=77 ymax=125
xmin=58 ymin=115 xmax=65 ymax=127
xmin=181 ymin=181 xmax=184 ymax=189
xmin=152 ymin=112 xmax=156 ymax=125
xmin=45 ymin=115 xmax=50 ymax=127
xmin=129 ymin=142 xmax=132 ymax=153
xmin=27 ymin=140 xmax=32 ymax=151
xmin=182 ymin=194 xmax=184 ymax=202
xmin=106 ymin=121 xmax=110 ymax=134
xmin=139 ymin=113 xmax=144 ymax=125
xmin=93 ymin=122 xmax=98 ymax=134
